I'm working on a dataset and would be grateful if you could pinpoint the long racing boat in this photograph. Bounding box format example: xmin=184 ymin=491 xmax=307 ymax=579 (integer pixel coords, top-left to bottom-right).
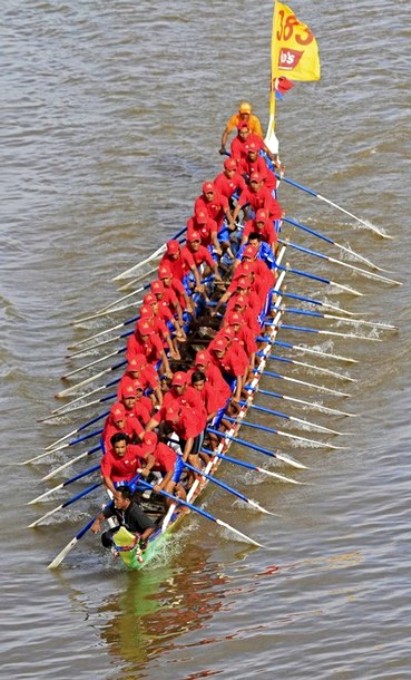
xmin=26 ymin=2 xmax=399 ymax=571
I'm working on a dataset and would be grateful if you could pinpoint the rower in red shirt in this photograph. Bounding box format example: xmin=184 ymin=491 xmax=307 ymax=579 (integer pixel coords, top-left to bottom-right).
xmin=132 ymin=380 xmax=154 ymax=426
xmin=215 ymin=274 xmax=262 ymax=320
xmin=102 ymin=400 xmax=144 ymax=454
xmin=149 ymin=280 xmax=186 ymax=345
xmin=159 ymin=240 xmax=197 ymax=284
xmin=209 ymin=337 xmax=247 ymax=403
xmin=236 ymin=246 xmax=274 ymax=300
xmin=223 ymin=310 xmax=258 ymax=373
xmin=187 ymin=350 xmax=231 ymax=405
xmin=138 ymin=301 xmax=180 ymax=361
xmin=240 ymin=208 xmax=278 ymax=252
xmin=146 ymin=371 xmax=206 ymax=429
xmin=225 ymin=292 xmax=262 ymax=334
xmin=117 ymin=354 xmax=162 ymax=408
xmin=100 ymin=432 xmax=155 ymax=494
xmin=187 ymin=209 xmax=221 ymax=255
xmin=209 ymin=325 xmax=251 ymax=374
xmin=163 ymin=405 xmax=205 ymax=484
xmin=213 ymin=157 xmax=247 ymax=202
xmin=189 ymin=369 xmax=222 ymax=423
xmin=232 ymin=172 xmax=284 ymax=223
xmin=137 ymin=432 xmax=186 ymax=500
xmin=238 ymin=142 xmax=278 ymax=191
xmin=194 ymin=181 xmax=233 ymax=230
xmin=230 ymin=123 xmax=265 ymax=162
xmin=157 ymin=263 xmax=195 ymax=316
xmin=181 ymin=232 xmax=222 ymax=292
xmin=126 ymin=318 xmax=172 ymax=376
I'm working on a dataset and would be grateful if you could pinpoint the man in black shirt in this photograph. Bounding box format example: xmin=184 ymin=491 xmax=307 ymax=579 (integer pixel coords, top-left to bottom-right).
xmin=91 ymin=486 xmax=156 ymax=554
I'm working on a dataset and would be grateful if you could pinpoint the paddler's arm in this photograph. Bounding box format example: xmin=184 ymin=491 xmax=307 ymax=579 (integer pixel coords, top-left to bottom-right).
xmin=182 ymin=437 xmax=194 ymax=462
xmin=160 ymin=349 xmax=172 ymax=378
xmin=91 ymin=503 xmax=114 ymax=533
xmin=137 ymin=452 xmax=156 ymax=478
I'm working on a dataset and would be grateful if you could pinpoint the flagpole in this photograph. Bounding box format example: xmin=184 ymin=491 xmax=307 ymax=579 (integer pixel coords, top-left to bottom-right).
xmin=264 ymin=0 xmax=279 ymax=154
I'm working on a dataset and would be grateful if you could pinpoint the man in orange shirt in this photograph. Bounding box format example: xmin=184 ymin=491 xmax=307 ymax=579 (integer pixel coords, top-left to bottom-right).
xmin=219 ymin=102 xmax=263 ymax=155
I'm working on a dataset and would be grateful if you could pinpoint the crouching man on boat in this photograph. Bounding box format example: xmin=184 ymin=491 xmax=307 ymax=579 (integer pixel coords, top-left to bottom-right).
xmin=91 ymin=485 xmax=156 ymax=556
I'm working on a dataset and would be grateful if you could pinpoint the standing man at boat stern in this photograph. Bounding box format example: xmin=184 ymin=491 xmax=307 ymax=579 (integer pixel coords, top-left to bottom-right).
xmin=219 ymin=102 xmax=263 ymax=155
xmin=91 ymin=485 xmax=156 ymax=555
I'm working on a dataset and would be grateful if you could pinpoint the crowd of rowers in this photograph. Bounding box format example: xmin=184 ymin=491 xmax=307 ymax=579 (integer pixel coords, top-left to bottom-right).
xmin=92 ymin=103 xmax=285 ymax=548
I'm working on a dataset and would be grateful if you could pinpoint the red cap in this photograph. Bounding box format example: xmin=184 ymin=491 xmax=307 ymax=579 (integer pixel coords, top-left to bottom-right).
xmin=121 ymin=384 xmax=136 ymax=399
xmin=142 ymin=431 xmax=158 ymax=453
xmin=247 ymin=141 xmax=258 ymax=153
xmin=139 ymin=304 xmax=153 ymax=319
xmin=255 ymin=208 xmax=267 ymax=222
xmin=213 ymin=338 xmax=228 ymax=352
xmin=158 ymin=264 xmax=172 ymax=279
xmin=171 ymin=371 xmax=187 ymax=387
xmin=195 ymin=350 xmax=210 ymax=366
xmin=243 ymin=245 xmax=258 ymax=259
xmin=110 ymin=403 xmax=126 ymax=420
xmin=236 ymin=276 xmax=250 ymax=290
xmin=226 ymin=311 xmax=242 ymax=325
xmin=237 ymin=262 xmax=255 ymax=276
xmin=202 ymin=181 xmax=214 ymax=194
xmin=134 ymin=380 xmax=144 ymax=392
xmin=137 ymin=319 xmax=152 ymax=335
xmin=143 ymin=293 xmax=157 ymax=306
xmin=128 ymin=353 xmax=146 ymax=368
xmin=188 ymin=231 xmax=201 ymax=243
xmin=127 ymin=356 xmax=144 ymax=372
xmin=151 ymin=280 xmax=164 ymax=295
xmin=237 ymin=121 xmax=249 ymax=131
xmin=195 ymin=210 xmax=208 ymax=224
xmin=250 ymin=172 xmax=262 ymax=184
xmin=166 ymin=240 xmax=180 ymax=254
xmin=222 ymin=326 xmax=236 ymax=340
xmin=234 ymin=294 xmax=246 ymax=308
xmin=224 ymin=158 xmax=237 ymax=171
xmin=165 ymin=406 xmax=181 ymax=423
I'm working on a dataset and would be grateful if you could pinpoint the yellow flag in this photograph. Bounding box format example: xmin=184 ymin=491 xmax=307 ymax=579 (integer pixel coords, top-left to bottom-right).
xmin=272 ymin=1 xmax=321 ymax=82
